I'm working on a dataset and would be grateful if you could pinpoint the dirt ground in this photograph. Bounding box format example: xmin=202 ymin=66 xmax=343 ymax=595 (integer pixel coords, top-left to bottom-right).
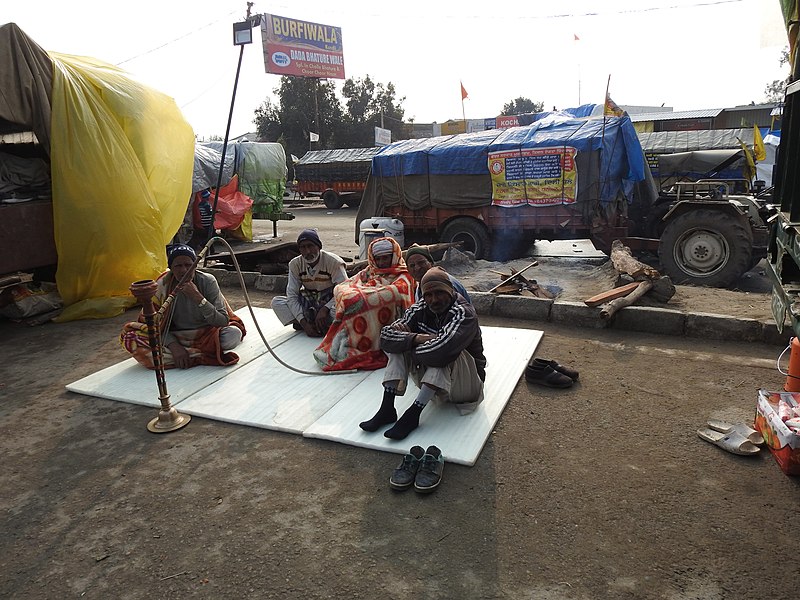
xmin=2 ymin=205 xmax=798 ymax=599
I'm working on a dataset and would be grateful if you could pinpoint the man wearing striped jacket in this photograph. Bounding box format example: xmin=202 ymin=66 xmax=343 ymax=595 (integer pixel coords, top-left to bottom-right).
xmin=359 ymin=267 xmax=486 ymax=440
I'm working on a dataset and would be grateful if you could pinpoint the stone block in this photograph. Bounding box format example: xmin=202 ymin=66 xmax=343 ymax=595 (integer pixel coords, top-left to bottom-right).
xmin=549 ymin=301 xmax=608 ymax=329
xmin=469 ymin=292 xmax=495 ymax=316
xmin=492 ymin=294 xmax=552 ymax=322
xmin=254 ymin=275 xmax=288 ymax=293
xmin=611 ymin=306 xmax=686 ymax=336
xmin=685 ymin=312 xmax=761 ymax=342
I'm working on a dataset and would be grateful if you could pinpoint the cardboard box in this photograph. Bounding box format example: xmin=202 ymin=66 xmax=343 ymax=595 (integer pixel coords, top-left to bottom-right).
xmin=755 ymin=389 xmax=800 ymax=475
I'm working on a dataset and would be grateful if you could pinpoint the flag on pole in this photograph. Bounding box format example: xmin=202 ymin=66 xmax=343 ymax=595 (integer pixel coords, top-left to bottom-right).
xmin=573 ymin=33 xmax=580 ymax=41
xmin=460 ymin=81 xmax=468 ymax=101
xmin=753 ymin=125 xmax=766 ymax=161
xmin=604 ymin=93 xmax=624 ymax=117
xmin=309 ymin=131 xmax=319 ymax=142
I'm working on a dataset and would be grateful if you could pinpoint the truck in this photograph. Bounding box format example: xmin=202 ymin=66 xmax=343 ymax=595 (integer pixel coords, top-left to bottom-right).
xmin=356 ymin=112 xmax=772 ymax=288
xmin=292 ymin=147 xmax=381 ymax=209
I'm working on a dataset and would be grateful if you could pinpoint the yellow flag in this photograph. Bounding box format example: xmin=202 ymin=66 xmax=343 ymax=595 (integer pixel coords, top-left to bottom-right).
xmin=604 ymin=93 xmax=624 ymax=117
xmin=753 ymin=125 xmax=766 ymax=161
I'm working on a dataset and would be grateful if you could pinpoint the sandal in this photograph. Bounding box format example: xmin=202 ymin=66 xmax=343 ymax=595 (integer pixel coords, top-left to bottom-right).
xmin=706 ymin=419 xmax=764 ymax=446
xmin=697 ymin=427 xmax=760 ymax=456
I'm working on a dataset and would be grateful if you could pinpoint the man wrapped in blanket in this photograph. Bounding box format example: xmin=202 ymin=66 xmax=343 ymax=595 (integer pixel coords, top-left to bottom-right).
xmin=313 ymin=237 xmax=415 ymax=371
xmin=120 ymin=244 xmax=246 ymax=369
xmin=271 ymin=229 xmax=347 ymax=337
xmin=360 ymin=266 xmax=487 ymax=440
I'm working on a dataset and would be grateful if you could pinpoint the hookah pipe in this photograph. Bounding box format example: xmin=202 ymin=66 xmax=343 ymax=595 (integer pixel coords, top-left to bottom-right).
xmin=127 ymin=244 xmax=210 ymax=433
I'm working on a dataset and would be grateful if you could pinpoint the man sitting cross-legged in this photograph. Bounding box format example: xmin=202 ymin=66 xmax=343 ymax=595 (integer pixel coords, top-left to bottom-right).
xmin=359 ymin=267 xmax=487 ymax=440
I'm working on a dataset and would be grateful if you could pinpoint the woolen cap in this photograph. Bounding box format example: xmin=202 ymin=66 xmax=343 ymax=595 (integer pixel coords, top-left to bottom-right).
xmin=371 ymin=238 xmax=395 ymax=257
xmin=405 ymin=245 xmax=434 ymax=264
xmin=420 ymin=267 xmax=454 ymax=295
xmin=167 ymin=244 xmax=197 ymax=267
xmin=297 ymin=228 xmax=322 ymax=248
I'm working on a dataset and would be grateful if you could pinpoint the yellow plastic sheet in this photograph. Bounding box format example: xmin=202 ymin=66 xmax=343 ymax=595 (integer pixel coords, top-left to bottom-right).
xmin=49 ymin=52 xmax=194 ymax=321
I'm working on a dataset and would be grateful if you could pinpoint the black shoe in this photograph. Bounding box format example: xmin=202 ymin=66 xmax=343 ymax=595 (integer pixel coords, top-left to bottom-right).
xmin=544 ymin=359 xmax=579 ymax=381
xmin=525 ymin=358 xmax=573 ymax=388
xmin=291 ymin=320 xmax=303 ymax=331
xmin=414 ymin=446 xmax=444 ymax=493
xmin=389 ymin=446 xmax=425 ymax=490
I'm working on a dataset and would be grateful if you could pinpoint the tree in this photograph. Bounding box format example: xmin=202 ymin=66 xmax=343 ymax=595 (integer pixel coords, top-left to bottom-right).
xmin=339 ymin=75 xmax=410 ymax=147
xmin=253 ymin=76 xmax=343 ymax=159
xmin=254 ymin=75 xmax=409 ymax=157
xmin=501 ymin=97 xmax=544 ymax=116
xmin=764 ymin=46 xmax=790 ymax=103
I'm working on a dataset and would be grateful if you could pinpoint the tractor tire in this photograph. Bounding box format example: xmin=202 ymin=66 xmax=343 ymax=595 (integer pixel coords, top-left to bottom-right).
xmin=440 ymin=217 xmax=491 ymax=260
xmin=322 ymin=189 xmax=343 ymax=209
xmin=658 ymin=208 xmax=753 ymax=288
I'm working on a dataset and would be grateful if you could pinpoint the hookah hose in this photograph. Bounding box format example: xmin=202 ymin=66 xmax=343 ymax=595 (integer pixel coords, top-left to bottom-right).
xmin=157 ymin=236 xmax=355 ymax=377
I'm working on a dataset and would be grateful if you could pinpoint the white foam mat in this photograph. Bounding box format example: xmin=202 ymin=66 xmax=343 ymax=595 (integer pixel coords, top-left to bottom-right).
xmin=65 ymin=308 xmax=294 ymax=407
xmin=177 ymin=335 xmax=373 ymax=433
xmin=67 ymin=313 xmax=542 ymax=466
xmin=302 ymin=326 xmax=542 ymax=466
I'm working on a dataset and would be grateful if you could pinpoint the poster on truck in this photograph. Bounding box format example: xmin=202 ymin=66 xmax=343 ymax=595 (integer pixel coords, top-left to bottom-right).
xmin=261 ymin=14 xmax=345 ymax=79
xmin=488 ymin=146 xmax=578 ymax=207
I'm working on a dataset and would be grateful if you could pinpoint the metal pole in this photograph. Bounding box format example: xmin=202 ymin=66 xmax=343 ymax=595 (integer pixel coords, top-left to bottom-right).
xmin=207 ymin=42 xmax=247 ymax=251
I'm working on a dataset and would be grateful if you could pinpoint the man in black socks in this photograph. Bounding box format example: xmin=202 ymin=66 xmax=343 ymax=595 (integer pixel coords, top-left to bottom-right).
xmin=359 ymin=267 xmax=487 ymax=440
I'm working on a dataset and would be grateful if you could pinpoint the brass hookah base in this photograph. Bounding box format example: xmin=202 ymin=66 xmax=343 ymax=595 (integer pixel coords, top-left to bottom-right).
xmin=130 ymin=279 xmax=191 ymax=433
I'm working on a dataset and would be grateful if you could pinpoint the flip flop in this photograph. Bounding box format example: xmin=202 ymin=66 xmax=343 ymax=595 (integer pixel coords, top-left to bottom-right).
xmin=697 ymin=427 xmax=760 ymax=456
xmin=706 ymin=419 xmax=764 ymax=446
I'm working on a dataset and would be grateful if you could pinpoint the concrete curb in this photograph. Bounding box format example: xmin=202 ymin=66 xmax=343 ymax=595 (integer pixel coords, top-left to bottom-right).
xmin=208 ymin=270 xmax=789 ymax=346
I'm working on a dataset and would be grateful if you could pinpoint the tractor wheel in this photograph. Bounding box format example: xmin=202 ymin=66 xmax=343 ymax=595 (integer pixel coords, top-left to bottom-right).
xmin=658 ymin=208 xmax=753 ymax=288
xmin=322 ymin=190 xmax=342 ymax=209
xmin=440 ymin=217 xmax=491 ymax=260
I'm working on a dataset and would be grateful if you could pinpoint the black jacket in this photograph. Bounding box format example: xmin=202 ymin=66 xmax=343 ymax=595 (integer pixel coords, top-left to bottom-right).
xmin=380 ymin=294 xmax=486 ymax=381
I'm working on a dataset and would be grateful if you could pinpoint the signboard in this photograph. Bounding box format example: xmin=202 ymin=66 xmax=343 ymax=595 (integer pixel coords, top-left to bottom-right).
xmin=374 ymin=126 xmax=391 ymax=146
xmin=261 ymin=14 xmax=345 ymax=79
xmin=441 ymin=120 xmax=466 ymax=135
xmin=488 ymin=147 xmax=578 ymax=207
xmin=496 ymin=115 xmax=519 ymax=129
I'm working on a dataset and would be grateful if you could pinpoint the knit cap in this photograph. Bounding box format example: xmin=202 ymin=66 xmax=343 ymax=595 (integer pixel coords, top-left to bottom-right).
xmin=405 ymin=245 xmax=434 ymax=264
xmin=167 ymin=244 xmax=197 ymax=267
xmin=420 ymin=267 xmax=454 ymax=296
xmin=297 ymin=229 xmax=322 ymax=248
xmin=371 ymin=238 xmax=395 ymax=257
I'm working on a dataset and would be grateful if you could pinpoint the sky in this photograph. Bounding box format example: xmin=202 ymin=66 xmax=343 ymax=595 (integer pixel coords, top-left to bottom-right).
xmin=4 ymin=0 xmax=789 ymax=140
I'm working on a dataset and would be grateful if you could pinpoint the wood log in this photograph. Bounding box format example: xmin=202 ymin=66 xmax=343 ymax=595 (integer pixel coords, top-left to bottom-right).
xmin=583 ymin=282 xmax=641 ymax=307
xmin=610 ymin=239 xmax=660 ymax=279
xmin=488 ymin=261 xmax=538 ymax=293
xmin=599 ymin=280 xmax=653 ymax=320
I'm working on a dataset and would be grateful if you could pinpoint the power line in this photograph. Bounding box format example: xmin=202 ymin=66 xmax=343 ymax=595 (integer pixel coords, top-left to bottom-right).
xmin=115 ymin=9 xmax=239 ymax=66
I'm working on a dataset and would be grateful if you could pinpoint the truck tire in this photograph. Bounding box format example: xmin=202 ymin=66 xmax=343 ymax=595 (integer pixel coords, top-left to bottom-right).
xmin=322 ymin=190 xmax=342 ymax=209
xmin=441 ymin=217 xmax=491 ymax=259
xmin=658 ymin=208 xmax=753 ymax=288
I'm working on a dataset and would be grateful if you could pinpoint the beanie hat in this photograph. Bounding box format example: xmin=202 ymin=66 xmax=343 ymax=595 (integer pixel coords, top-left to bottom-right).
xmin=297 ymin=228 xmax=322 ymax=248
xmin=167 ymin=244 xmax=197 ymax=267
xmin=420 ymin=267 xmax=454 ymax=296
xmin=371 ymin=238 xmax=395 ymax=257
xmin=405 ymin=245 xmax=434 ymax=264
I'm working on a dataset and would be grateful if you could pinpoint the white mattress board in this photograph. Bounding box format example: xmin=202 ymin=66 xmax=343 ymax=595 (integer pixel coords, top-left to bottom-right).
xmin=302 ymin=326 xmax=542 ymax=466
xmin=65 ymin=308 xmax=294 ymax=407
xmin=177 ymin=334 xmax=373 ymax=433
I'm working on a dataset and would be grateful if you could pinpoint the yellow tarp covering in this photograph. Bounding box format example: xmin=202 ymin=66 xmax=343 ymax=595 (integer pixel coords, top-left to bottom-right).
xmin=48 ymin=52 xmax=194 ymax=321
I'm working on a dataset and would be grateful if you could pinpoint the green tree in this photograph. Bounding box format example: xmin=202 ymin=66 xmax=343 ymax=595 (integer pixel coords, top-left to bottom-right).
xmin=501 ymin=97 xmax=544 ymax=116
xmin=764 ymin=46 xmax=790 ymax=103
xmin=254 ymin=76 xmax=343 ymax=159
xmin=255 ymin=75 xmax=409 ymax=156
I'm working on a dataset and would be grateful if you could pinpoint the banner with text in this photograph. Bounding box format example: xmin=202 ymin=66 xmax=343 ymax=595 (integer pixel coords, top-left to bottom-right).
xmin=489 ymin=147 xmax=578 ymax=207
xmin=261 ymin=14 xmax=345 ymax=79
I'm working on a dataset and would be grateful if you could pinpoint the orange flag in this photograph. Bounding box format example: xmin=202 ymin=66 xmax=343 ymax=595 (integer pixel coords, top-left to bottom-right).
xmin=604 ymin=93 xmax=624 ymax=117
xmin=460 ymin=81 xmax=468 ymax=100
xmin=573 ymin=34 xmax=580 ymax=41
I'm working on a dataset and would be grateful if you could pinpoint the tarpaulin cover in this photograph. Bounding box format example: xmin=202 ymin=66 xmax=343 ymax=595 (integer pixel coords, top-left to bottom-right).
xmin=49 ymin=51 xmax=194 ymax=321
xmin=193 ymin=143 xmax=235 ymax=193
xmin=294 ymin=147 xmax=380 ymax=165
xmin=203 ymin=141 xmax=286 ymax=214
xmin=360 ymin=114 xmax=646 ymax=225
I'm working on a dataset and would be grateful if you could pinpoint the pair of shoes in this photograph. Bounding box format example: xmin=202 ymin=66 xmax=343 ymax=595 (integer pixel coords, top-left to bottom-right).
xmin=705 ymin=419 xmax=764 ymax=446
xmin=525 ymin=358 xmax=576 ymax=388
xmin=697 ymin=427 xmax=760 ymax=455
xmin=389 ymin=445 xmax=444 ymax=493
